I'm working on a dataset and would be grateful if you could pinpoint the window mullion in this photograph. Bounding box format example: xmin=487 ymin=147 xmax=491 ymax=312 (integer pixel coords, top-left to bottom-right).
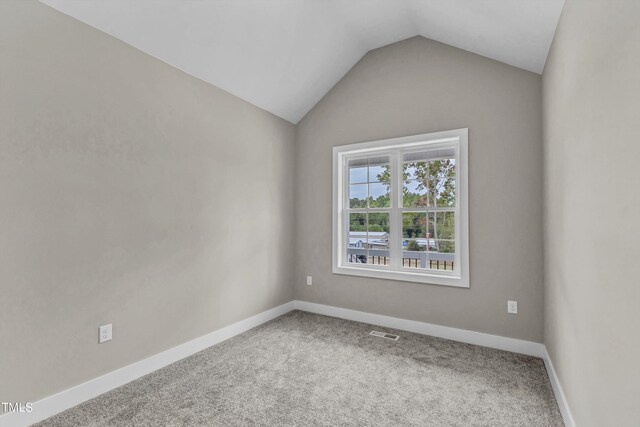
xmin=389 ymin=152 xmax=401 ymax=270
xmin=343 ymin=157 xmax=350 ymax=266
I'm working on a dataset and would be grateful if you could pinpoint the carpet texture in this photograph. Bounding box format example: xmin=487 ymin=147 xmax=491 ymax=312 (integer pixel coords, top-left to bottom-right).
xmin=36 ymin=311 xmax=563 ymax=426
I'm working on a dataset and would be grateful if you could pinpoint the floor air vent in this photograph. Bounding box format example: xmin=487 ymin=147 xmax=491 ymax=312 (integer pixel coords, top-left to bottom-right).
xmin=370 ymin=331 xmax=400 ymax=340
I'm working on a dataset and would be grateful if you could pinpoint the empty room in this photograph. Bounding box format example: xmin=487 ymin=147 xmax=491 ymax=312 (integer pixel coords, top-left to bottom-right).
xmin=1 ymin=0 xmax=638 ymax=426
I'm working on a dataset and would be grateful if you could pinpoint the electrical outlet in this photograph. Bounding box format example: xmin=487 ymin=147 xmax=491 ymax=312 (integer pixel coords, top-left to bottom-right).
xmin=99 ymin=324 xmax=112 ymax=343
xmin=507 ymin=301 xmax=518 ymax=314
xmin=306 ymin=276 xmax=312 ymax=286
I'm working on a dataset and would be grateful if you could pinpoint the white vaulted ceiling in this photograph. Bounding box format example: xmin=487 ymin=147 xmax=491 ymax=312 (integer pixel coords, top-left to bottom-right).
xmin=40 ymin=0 xmax=564 ymax=123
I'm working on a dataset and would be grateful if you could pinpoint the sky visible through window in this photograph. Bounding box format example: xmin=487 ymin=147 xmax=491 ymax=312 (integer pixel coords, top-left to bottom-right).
xmin=348 ymin=164 xmax=387 ymax=200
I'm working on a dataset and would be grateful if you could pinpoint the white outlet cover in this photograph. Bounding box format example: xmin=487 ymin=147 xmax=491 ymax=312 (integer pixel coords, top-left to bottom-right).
xmin=99 ymin=324 xmax=112 ymax=343
xmin=306 ymin=276 xmax=312 ymax=286
xmin=507 ymin=301 xmax=518 ymax=314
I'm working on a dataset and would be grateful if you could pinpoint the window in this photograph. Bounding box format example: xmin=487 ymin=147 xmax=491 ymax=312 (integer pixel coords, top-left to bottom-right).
xmin=332 ymin=128 xmax=469 ymax=287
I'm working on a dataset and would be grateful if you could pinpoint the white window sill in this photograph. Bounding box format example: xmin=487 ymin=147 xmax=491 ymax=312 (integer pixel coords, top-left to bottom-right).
xmin=332 ymin=265 xmax=469 ymax=288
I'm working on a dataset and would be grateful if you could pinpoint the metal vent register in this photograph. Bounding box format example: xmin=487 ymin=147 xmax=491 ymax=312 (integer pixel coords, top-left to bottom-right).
xmin=369 ymin=331 xmax=400 ymax=340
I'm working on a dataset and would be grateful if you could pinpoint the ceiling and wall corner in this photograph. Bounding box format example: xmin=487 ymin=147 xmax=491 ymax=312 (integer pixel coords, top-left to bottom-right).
xmin=39 ymin=0 xmax=565 ymax=124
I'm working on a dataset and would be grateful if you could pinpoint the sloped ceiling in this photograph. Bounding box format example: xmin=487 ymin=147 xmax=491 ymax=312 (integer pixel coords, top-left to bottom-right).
xmin=40 ymin=0 xmax=564 ymax=123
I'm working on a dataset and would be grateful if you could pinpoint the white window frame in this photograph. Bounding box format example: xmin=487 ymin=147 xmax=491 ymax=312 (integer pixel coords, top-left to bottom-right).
xmin=332 ymin=128 xmax=469 ymax=288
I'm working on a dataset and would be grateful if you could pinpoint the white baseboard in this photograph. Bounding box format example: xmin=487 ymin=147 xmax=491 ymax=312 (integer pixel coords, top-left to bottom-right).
xmin=3 ymin=299 xmax=574 ymax=427
xmin=543 ymin=347 xmax=576 ymax=427
xmin=0 ymin=301 xmax=296 ymax=427
xmin=294 ymin=300 xmax=545 ymax=357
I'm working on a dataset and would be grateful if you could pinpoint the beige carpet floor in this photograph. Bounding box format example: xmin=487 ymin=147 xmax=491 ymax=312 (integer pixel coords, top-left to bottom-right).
xmin=36 ymin=310 xmax=563 ymax=426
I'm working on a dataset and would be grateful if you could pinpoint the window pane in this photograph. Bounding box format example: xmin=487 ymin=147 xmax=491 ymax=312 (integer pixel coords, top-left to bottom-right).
xmin=403 ymin=163 xmax=418 ymax=180
xmin=403 ymin=154 xmax=456 ymax=207
xmin=433 ymin=211 xmax=455 ymax=240
xmin=369 ymin=182 xmax=390 ymax=207
xmin=368 ymin=212 xmax=390 ymax=265
xmin=426 ymin=257 xmax=455 ymax=271
xmin=426 ymin=241 xmax=455 ymax=271
xmin=405 ymin=178 xmax=456 ymax=207
xmin=402 ymin=239 xmax=426 ymax=269
xmin=403 ymin=179 xmax=429 ymax=207
xmin=426 ymin=240 xmax=455 ymax=270
xmin=404 ymin=162 xmax=429 ymax=181
xmin=428 ymin=159 xmax=456 ymax=179
xmin=403 ymin=239 xmax=427 ymax=252
xmin=347 ymin=213 xmax=367 ymax=264
xmin=432 ymin=168 xmax=456 ymax=207
xmin=368 ymin=212 xmax=389 ymax=233
xmin=349 ymin=184 xmax=367 ymax=208
xmin=435 ymin=240 xmax=455 ymax=253
xmin=349 ymin=213 xmax=367 ymax=233
xmin=368 ymin=163 xmax=389 ymax=183
xmin=402 ymin=212 xmax=427 ymax=239
xmin=349 ymin=163 xmax=368 ymax=184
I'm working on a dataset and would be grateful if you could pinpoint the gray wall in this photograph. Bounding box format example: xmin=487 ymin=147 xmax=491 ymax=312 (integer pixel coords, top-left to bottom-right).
xmin=542 ymin=0 xmax=640 ymax=425
xmin=0 ymin=1 xmax=295 ymax=403
xmin=294 ymin=37 xmax=544 ymax=342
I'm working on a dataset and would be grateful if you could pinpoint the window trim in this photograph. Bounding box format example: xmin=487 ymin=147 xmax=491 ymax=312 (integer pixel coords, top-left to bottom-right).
xmin=332 ymin=128 xmax=469 ymax=288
